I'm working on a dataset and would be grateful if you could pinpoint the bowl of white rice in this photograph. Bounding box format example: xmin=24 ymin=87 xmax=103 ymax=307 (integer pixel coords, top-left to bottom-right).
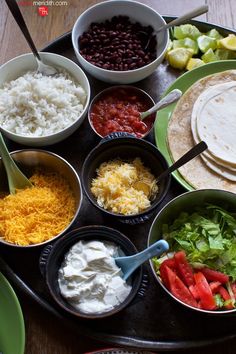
xmin=0 ymin=52 xmax=90 ymax=146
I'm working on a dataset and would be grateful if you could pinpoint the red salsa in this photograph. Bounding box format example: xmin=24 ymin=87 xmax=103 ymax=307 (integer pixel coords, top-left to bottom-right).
xmin=90 ymin=87 xmax=155 ymax=138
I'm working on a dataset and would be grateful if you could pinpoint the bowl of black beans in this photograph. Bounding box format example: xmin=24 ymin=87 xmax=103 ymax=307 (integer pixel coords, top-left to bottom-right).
xmin=72 ymin=0 xmax=169 ymax=84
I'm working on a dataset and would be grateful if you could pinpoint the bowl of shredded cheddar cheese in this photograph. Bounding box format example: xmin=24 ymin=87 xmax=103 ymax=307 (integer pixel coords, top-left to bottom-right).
xmin=81 ymin=132 xmax=170 ymax=224
xmin=0 ymin=149 xmax=82 ymax=247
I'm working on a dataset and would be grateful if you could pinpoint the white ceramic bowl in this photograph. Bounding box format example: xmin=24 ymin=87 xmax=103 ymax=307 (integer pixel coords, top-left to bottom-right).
xmin=72 ymin=0 xmax=169 ymax=84
xmin=0 ymin=52 xmax=90 ymax=146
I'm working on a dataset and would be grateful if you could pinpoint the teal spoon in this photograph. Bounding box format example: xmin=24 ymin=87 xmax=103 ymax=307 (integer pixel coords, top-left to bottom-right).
xmin=0 ymin=133 xmax=32 ymax=194
xmin=115 ymin=239 xmax=169 ymax=280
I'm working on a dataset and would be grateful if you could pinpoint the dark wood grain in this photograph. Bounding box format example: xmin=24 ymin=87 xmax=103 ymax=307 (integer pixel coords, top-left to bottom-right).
xmin=1 ymin=1 xmax=236 ymax=353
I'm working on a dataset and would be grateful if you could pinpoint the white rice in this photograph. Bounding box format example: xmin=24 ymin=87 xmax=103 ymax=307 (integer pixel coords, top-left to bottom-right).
xmin=0 ymin=70 xmax=87 ymax=137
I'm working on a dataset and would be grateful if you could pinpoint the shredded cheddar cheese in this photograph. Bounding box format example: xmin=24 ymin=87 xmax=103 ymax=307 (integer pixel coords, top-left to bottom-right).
xmin=91 ymin=158 xmax=158 ymax=215
xmin=0 ymin=171 xmax=76 ymax=246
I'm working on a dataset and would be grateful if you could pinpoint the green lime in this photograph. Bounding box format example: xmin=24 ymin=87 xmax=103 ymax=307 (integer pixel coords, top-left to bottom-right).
xmin=165 ymin=39 xmax=173 ymax=59
xmin=173 ymin=37 xmax=198 ymax=55
xmin=215 ymin=48 xmax=236 ymax=60
xmin=197 ymin=35 xmax=217 ymax=53
xmin=173 ymin=24 xmax=201 ymax=40
xmin=201 ymin=48 xmax=218 ymax=63
xmin=206 ymin=29 xmax=223 ymax=40
xmin=167 ymin=48 xmax=193 ymax=70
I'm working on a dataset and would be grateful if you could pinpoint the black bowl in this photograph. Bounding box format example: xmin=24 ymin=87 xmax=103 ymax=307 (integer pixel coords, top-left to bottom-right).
xmin=81 ymin=132 xmax=171 ymax=224
xmin=148 ymin=189 xmax=236 ymax=315
xmin=39 ymin=225 xmax=143 ymax=319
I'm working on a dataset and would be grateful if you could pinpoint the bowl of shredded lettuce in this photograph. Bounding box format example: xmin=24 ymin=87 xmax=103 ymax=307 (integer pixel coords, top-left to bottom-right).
xmin=148 ymin=189 xmax=236 ymax=314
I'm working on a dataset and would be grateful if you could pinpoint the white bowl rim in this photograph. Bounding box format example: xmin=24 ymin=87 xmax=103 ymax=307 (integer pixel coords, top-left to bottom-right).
xmin=0 ymin=52 xmax=91 ymax=140
xmin=72 ymin=0 xmax=169 ymax=74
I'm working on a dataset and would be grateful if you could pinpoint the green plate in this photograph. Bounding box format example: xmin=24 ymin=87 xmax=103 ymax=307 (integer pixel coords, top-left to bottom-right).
xmin=154 ymin=60 xmax=236 ymax=191
xmin=0 ymin=272 xmax=25 ymax=354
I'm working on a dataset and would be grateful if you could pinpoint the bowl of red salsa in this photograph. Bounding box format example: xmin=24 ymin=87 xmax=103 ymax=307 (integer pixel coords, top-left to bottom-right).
xmin=88 ymin=86 xmax=155 ymax=139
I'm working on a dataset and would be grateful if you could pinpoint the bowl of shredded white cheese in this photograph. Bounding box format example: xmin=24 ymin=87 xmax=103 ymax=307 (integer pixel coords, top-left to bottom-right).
xmin=81 ymin=132 xmax=171 ymax=224
xmin=0 ymin=52 xmax=90 ymax=146
xmin=39 ymin=225 xmax=143 ymax=319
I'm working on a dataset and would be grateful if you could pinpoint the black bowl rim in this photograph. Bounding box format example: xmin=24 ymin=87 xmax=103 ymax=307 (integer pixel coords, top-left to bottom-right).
xmin=148 ymin=188 xmax=236 ymax=315
xmin=81 ymin=135 xmax=171 ymax=220
xmin=43 ymin=225 xmax=143 ymax=319
xmin=87 ymin=85 xmax=155 ymax=139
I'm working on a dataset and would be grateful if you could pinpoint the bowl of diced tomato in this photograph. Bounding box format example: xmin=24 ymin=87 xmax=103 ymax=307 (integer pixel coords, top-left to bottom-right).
xmin=88 ymin=86 xmax=155 ymax=139
xmin=148 ymin=189 xmax=236 ymax=314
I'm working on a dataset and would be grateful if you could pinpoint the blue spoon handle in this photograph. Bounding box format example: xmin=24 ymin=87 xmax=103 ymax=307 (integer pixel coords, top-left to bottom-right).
xmin=116 ymin=240 xmax=169 ymax=281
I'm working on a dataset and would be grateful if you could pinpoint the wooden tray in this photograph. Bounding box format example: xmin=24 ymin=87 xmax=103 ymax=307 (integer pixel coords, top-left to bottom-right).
xmin=1 ymin=18 xmax=236 ymax=351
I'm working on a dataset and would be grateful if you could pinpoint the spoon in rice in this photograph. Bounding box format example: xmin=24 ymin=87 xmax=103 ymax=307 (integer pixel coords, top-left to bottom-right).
xmin=0 ymin=133 xmax=32 ymax=194
xmin=5 ymin=0 xmax=57 ymax=76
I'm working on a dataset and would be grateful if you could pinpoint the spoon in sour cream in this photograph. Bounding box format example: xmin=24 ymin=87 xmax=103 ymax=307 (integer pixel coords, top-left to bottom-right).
xmin=115 ymin=239 xmax=169 ymax=280
xmin=5 ymin=0 xmax=57 ymax=76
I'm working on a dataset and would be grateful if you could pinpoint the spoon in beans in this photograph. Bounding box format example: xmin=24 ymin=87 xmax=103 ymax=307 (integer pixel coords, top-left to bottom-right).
xmin=143 ymin=5 xmax=209 ymax=50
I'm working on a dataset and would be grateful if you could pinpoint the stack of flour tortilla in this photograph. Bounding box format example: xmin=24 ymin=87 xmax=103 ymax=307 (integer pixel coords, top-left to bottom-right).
xmin=167 ymin=69 xmax=236 ymax=191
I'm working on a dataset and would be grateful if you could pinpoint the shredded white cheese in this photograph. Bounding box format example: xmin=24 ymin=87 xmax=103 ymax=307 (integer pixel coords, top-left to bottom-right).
xmin=91 ymin=158 xmax=158 ymax=215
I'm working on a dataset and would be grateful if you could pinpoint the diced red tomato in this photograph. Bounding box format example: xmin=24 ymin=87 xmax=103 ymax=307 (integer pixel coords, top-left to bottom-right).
xmin=209 ymin=281 xmax=221 ymax=294
xmin=160 ymin=258 xmax=176 ymax=289
xmin=231 ymin=282 xmax=236 ymax=297
xmin=189 ymin=285 xmax=200 ymax=300
xmin=165 ymin=266 xmax=198 ymax=308
xmin=201 ymin=267 xmax=229 ymax=284
xmin=174 ymin=251 xmax=195 ymax=287
xmin=194 ymin=272 xmax=216 ymax=310
xmin=218 ymin=286 xmax=234 ymax=310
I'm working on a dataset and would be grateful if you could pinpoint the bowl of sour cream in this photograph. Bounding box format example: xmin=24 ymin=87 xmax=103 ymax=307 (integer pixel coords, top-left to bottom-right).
xmin=39 ymin=225 xmax=143 ymax=319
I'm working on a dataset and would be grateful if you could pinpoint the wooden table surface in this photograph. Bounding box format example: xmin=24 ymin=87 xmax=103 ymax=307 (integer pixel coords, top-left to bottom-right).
xmin=1 ymin=0 xmax=236 ymax=353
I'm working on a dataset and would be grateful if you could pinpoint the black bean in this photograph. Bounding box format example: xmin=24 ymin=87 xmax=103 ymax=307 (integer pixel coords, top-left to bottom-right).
xmin=78 ymin=15 xmax=157 ymax=71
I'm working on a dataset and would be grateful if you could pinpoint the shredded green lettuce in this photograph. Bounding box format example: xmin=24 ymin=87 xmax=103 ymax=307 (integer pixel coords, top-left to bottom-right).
xmin=162 ymin=204 xmax=236 ymax=281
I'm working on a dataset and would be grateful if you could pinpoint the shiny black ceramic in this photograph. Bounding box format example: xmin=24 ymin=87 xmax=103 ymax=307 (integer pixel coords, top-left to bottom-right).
xmin=81 ymin=132 xmax=171 ymax=224
xmin=39 ymin=225 xmax=144 ymax=319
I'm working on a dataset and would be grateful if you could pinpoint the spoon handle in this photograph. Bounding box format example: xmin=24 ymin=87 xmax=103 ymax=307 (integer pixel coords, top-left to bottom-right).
xmin=119 ymin=240 xmax=169 ymax=281
xmin=0 ymin=133 xmax=16 ymax=175
xmin=5 ymin=0 xmax=41 ymax=60
xmin=157 ymin=141 xmax=208 ymax=183
xmin=131 ymin=239 xmax=169 ymax=265
xmin=140 ymin=89 xmax=182 ymax=120
xmin=0 ymin=132 xmax=32 ymax=194
xmin=156 ymin=5 xmax=208 ymax=33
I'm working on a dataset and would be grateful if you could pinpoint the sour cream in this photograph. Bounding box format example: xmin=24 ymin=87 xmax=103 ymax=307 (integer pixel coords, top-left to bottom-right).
xmin=58 ymin=240 xmax=132 ymax=314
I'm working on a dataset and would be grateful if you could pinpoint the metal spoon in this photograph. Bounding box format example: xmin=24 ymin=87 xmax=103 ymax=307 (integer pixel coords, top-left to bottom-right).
xmin=144 ymin=5 xmax=208 ymax=50
xmin=5 ymin=0 xmax=57 ymax=76
xmin=140 ymin=89 xmax=182 ymax=121
xmin=0 ymin=133 xmax=32 ymax=194
xmin=115 ymin=239 xmax=169 ymax=281
xmin=157 ymin=141 xmax=208 ymax=183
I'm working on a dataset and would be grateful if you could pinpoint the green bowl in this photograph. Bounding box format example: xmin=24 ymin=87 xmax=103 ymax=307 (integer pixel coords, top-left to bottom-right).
xmin=148 ymin=189 xmax=236 ymax=315
xmin=0 ymin=272 xmax=25 ymax=354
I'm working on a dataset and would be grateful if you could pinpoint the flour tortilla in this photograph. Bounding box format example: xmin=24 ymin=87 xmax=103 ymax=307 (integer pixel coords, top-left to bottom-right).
xmin=167 ymin=69 xmax=236 ymax=191
xmin=194 ymin=81 xmax=236 ymax=166
xmin=190 ymin=83 xmax=236 ymax=180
